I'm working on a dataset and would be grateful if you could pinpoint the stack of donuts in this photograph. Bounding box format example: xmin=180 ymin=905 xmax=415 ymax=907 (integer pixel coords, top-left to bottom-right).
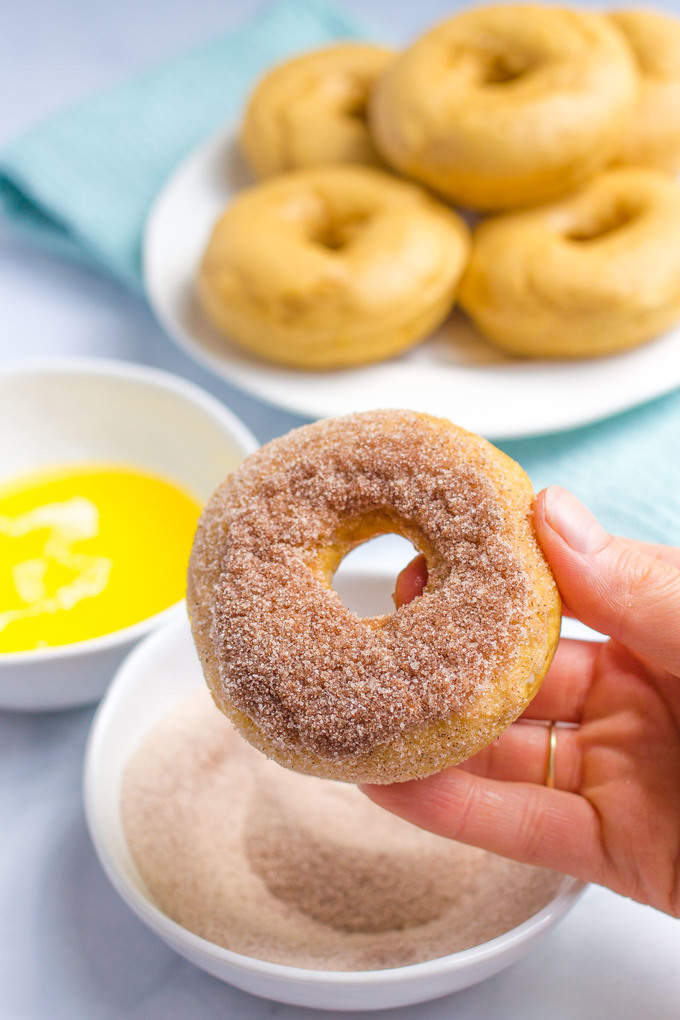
xmin=198 ymin=4 xmax=680 ymax=368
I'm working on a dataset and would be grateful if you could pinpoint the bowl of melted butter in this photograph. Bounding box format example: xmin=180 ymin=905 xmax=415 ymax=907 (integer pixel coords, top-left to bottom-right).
xmin=0 ymin=358 xmax=256 ymax=710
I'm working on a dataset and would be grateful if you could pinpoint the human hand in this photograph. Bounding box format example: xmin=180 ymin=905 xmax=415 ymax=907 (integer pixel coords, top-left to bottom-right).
xmin=362 ymin=486 xmax=680 ymax=917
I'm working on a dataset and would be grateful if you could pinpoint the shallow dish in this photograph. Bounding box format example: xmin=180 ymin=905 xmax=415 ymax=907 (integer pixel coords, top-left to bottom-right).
xmin=0 ymin=358 xmax=256 ymax=711
xmin=144 ymin=126 xmax=680 ymax=439
xmin=84 ymin=567 xmax=585 ymax=1012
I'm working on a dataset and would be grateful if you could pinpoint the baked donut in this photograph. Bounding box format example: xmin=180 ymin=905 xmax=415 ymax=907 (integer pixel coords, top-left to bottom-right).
xmin=369 ymin=4 xmax=638 ymax=210
xmin=609 ymin=8 xmax=680 ymax=173
xmin=458 ymin=167 xmax=680 ymax=358
xmin=188 ymin=410 xmax=561 ymax=784
xmin=240 ymin=43 xmax=394 ymax=177
xmin=197 ymin=166 xmax=469 ymax=369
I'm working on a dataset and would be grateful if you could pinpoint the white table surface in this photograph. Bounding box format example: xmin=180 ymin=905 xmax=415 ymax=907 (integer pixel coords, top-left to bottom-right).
xmin=1 ymin=2 xmax=678 ymax=1018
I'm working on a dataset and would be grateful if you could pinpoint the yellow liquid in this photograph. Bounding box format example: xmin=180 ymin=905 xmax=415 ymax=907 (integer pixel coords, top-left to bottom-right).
xmin=0 ymin=464 xmax=202 ymax=653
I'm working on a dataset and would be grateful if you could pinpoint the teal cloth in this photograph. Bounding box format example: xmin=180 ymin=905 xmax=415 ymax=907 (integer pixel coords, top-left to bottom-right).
xmin=501 ymin=393 xmax=680 ymax=545
xmin=0 ymin=0 xmax=678 ymax=544
xmin=0 ymin=0 xmax=365 ymax=290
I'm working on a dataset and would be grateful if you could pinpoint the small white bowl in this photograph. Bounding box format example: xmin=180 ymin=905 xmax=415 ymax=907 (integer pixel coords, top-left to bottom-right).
xmin=84 ymin=573 xmax=585 ymax=1013
xmin=0 ymin=358 xmax=257 ymax=711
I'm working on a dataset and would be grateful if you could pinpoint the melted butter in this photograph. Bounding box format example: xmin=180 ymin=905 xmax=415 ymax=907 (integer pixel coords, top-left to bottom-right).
xmin=0 ymin=465 xmax=202 ymax=652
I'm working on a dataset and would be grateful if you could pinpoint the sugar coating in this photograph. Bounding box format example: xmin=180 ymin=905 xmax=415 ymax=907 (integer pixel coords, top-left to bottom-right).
xmin=188 ymin=410 xmax=531 ymax=762
xmin=122 ymin=690 xmax=564 ymax=970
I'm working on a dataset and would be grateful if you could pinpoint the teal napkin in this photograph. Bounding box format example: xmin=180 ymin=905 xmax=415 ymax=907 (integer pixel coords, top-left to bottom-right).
xmin=0 ymin=0 xmax=678 ymax=544
xmin=501 ymin=391 xmax=680 ymax=546
xmin=0 ymin=0 xmax=365 ymax=290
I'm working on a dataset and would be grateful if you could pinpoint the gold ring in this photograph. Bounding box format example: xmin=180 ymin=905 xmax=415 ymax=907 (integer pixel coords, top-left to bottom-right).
xmin=545 ymin=722 xmax=557 ymax=789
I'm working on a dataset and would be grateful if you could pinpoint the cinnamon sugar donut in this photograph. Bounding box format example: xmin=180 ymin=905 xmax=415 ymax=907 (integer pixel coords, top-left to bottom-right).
xmin=240 ymin=43 xmax=395 ymax=177
xmin=369 ymin=4 xmax=638 ymax=210
xmin=188 ymin=410 xmax=561 ymax=784
xmin=609 ymin=9 xmax=680 ymax=173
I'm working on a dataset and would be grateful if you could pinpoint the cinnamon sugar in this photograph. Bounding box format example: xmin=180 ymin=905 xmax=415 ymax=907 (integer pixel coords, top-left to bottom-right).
xmin=121 ymin=691 xmax=563 ymax=970
xmin=188 ymin=410 xmax=530 ymax=760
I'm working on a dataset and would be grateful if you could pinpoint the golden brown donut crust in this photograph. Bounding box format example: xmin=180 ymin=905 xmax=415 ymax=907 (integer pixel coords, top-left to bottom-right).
xmin=369 ymin=4 xmax=638 ymax=210
xmin=240 ymin=43 xmax=395 ymax=177
xmin=609 ymin=8 xmax=680 ymax=173
xmin=459 ymin=167 xmax=680 ymax=359
xmin=188 ymin=410 xmax=561 ymax=784
xmin=197 ymin=166 xmax=469 ymax=369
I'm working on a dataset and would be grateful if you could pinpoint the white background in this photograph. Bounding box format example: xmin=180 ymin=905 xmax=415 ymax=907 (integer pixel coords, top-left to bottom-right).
xmin=1 ymin=2 xmax=678 ymax=1018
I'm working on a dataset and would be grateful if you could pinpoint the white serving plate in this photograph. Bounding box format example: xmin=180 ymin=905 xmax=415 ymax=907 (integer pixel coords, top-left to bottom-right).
xmin=84 ymin=563 xmax=586 ymax=1012
xmin=144 ymin=126 xmax=680 ymax=439
xmin=0 ymin=358 xmax=257 ymax=711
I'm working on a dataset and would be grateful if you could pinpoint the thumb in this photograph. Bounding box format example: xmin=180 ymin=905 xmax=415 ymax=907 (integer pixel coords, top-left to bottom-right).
xmin=534 ymin=486 xmax=680 ymax=674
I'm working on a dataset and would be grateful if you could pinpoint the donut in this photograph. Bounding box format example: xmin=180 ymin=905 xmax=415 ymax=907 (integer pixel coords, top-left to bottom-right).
xmin=240 ymin=43 xmax=395 ymax=177
xmin=369 ymin=4 xmax=638 ymax=210
xmin=609 ymin=9 xmax=680 ymax=173
xmin=187 ymin=410 xmax=561 ymax=784
xmin=197 ymin=166 xmax=469 ymax=369
xmin=458 ymin=167 xmax=680 ymax=359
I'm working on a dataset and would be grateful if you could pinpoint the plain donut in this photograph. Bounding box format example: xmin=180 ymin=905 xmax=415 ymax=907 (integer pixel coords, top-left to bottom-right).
xmin=458 ymin=167 xmax=680 ymax=358
xmin=609 ymin=8 xmax=680 ymax=173
xmin=240 ymin=43 xmax=395 ymax=177
xmin=369 ymin=4 xmax=638 ymax=210
xmin=197 ymin=166 xmax=469 ymax=369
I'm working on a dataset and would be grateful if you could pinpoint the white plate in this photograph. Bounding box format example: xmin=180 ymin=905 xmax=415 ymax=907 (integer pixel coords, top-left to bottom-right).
xmin=84 ymin=566 xmax=585 ymax=1012
xmin=144 ymin=126 xmax=680 ymax=439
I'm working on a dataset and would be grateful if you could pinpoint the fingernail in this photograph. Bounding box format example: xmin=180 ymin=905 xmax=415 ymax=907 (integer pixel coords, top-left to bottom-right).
xmin=543 ymin=486 xmax=608 ymax=555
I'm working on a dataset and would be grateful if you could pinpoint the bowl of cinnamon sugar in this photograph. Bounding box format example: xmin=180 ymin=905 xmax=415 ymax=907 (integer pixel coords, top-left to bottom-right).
xmin=84 ymin=570 xmax=585 ymax=1013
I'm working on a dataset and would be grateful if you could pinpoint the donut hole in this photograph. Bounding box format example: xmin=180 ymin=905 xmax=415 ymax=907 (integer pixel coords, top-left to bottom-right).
xmin=310 ymin=210 xmax=373 ymax=250
xmin=479 ymin=50 xmax=533 ymax=86
xmin=565 ymin=202 xmax=640 ymax=243
xmin=332 ymin=532 xmax=422 ymax=617
xmin=342 ymin=91 xmax=369 ymax=122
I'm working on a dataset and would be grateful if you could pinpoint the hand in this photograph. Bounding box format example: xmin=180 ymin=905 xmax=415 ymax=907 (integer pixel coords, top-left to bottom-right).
xmin=362 ymin=486 xmax=680 ymax=917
